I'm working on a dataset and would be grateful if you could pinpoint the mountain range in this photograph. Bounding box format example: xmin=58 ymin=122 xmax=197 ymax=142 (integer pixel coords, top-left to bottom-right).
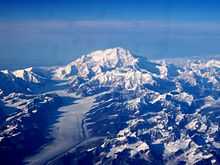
xmin=0 ymin=47 xmax=220 ymax=165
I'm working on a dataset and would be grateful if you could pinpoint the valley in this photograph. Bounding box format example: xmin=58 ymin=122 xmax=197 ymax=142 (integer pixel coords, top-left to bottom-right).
xmin=24 ymin=84 xmax=95 ymax=165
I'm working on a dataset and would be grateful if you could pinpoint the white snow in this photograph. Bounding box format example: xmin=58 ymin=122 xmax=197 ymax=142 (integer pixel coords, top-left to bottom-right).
xmin=174 ymin=92 xmax=194 ymax=106
xmin=13 ymin=67 xmax=43 ymax=84
xmin=55 ymin=47 xmax=138 ymax=79
xmin=126 ymin=97 xmax=141 ymax=110
xmin=0 ymin=136 xmax=4 ymax=142
xmin=107 ymin=141 xmax=149 ymax=158
xmin=156 ymin=61 xmax=168 ymax=79
xmin=164 ymin=138 xmax=191 ymax=155
xmin=206 ymin=59 xmax=220 ymax=68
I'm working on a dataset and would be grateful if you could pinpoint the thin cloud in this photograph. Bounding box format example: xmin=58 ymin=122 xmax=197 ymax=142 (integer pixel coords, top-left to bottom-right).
xmin=0 ymin=20 xmax=220 ymax=32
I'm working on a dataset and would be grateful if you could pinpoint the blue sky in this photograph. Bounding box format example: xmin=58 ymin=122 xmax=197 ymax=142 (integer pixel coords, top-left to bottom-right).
xmin=0 ymin=0 xmax=220 ymax=69
xmin=1 ymin=0 xmax=220 ymax=21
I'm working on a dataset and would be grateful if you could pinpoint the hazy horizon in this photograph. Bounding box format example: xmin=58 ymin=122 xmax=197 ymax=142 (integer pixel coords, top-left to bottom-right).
xmin=0 ymin=0 xmax=220 ymax=69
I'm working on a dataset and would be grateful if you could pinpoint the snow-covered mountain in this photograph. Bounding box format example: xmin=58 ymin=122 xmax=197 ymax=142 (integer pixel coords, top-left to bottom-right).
xmin=55 ymin=48 xmax=138 ymax=79
xmin=0 ymin=70 xmax=31 ymax=95
xmin=0 ymin=47 xmax=220 ymax=165
xmin=0 ymin=67 xmax=49 ymax=96
xmin=53 ymin=48 xmax=220 ymax=164
xmin=13 ymin=67 xmax=47 ymax=84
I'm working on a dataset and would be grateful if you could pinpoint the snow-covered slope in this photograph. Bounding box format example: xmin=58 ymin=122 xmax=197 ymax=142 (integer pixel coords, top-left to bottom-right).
xmin=55 ymin=47 xmax=138 ymax=79
xmin=55 ymin=48 xmax=163 ymax=95
xmin=13 ymin=67 xmax=46 ymax=84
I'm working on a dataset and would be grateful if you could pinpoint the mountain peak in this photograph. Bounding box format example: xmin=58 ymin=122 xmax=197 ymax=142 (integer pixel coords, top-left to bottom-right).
xmin=56 ymin=47 xmax=138 ymax=79
xmin=84 ymin=47 xmax=137 ymax=67
xmin=87 ymin=47 xmax=134 ymax=59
